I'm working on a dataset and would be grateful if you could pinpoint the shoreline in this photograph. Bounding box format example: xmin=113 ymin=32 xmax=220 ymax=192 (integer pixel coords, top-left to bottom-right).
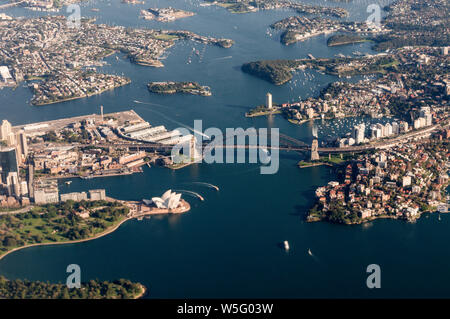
xmin=134 ymin=284 xmax=147 ymax=299
xmin=0 ymin=215 xmax=129 ymax=262
xmin=32 ymin=80 xmax=131 ymax=106
xmin=298 ymin=162 xmax=333 ymax=168
xmin=47 ymin=170 xmax=138 ymax=181
xmin=307 ymin=180 xmax=449 ymax=226
xmin=0 ymin=199 xmax=190 ymax=262
xmin=307 ymin=209 xmax=448 ymax=225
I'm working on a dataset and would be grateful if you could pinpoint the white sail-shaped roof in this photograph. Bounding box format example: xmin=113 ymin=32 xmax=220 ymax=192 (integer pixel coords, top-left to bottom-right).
xmin=151 ymin=197 xmax=165 ymax=208
xmin=161 ymin=189 xmax=172 ymax=201
xmin=151 ymin=190 xmax=181 ymax=209
xmin=167 ymin=193 xmax=181 ymax=209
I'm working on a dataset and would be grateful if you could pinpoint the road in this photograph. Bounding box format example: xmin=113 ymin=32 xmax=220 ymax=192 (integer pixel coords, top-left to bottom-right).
xmin=88 ymin=122 xmax=444 ymax=154
xmin=0 ymin=205 xmax=34 ymax=216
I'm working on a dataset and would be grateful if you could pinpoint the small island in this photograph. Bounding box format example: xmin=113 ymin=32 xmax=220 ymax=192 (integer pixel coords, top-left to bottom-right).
xmin=140 ymin=7 xmax=195 ymax=22
xmin=0 ymin=276 xmax=146 ymax=299
xmin=147 ymin=81 xmax=212 ymax=96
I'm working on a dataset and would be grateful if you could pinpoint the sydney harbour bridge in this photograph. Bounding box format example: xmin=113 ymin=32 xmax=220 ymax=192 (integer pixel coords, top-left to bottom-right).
xmin=92 ymin=123 xmax=440 ymax=156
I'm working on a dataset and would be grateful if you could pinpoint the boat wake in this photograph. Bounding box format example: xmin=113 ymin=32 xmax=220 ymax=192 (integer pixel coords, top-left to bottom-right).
xmin=132 ymin=101 xmax=210 ymax=139
xmin=133 ymin=100 xmax=169 ymax=108
xmin=174 ymin=189 xmax=204 ymax=201
xmin=307 ymin=248 xmax=320 ymax=263
xmin=192 ymin=182 xmax=219 ymax=191
xmin=212 ymin=55 xmax=232 ymax=61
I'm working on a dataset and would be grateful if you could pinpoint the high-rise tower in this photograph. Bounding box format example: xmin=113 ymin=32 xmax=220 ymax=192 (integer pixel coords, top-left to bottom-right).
xmin=266 ymin=93 xmax=272 ymax=109
xmin=0 ymin=119 xmax=12 ymax=141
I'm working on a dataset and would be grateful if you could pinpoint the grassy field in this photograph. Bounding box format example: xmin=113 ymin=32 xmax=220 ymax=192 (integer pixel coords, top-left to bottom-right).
xmin=0 ymin=201 xmax=129 ymax=258
xmin=152 ymin=34 xmax=179 ymax=41
xmin=298 ymin=155 xmax=348 ymax=167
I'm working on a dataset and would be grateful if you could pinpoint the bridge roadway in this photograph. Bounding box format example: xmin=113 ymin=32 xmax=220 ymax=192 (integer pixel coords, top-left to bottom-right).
xmin=0 ymin=1 xmax=25 ymax=9
xmin=89 ymin=122 xmax=444 ymax=154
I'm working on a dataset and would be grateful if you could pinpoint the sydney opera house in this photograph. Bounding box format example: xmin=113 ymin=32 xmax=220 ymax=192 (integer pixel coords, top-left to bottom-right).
xmin=148 ymin=189 xmax=182 ymax=209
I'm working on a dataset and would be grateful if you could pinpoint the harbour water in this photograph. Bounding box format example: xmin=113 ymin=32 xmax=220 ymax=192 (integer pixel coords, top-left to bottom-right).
xmin=0 ymin=0 xmax=449 ymax=298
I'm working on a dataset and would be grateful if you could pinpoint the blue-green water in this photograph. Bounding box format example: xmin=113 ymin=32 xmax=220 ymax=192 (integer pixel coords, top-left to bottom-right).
xmin=0 ymin=0 xmax=449 ymax=298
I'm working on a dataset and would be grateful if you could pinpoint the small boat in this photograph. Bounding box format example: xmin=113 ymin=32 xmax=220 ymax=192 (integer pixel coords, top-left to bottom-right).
xmin=438 ymin=214 xmax=441 ymax=221
xmin=307 ymin=248 xmax=312 ymax=256
xmin=65 ymin=181 xmax=72 ymax=185
xmin=284 ymin=240 xmax=290 ymax=251
xmin=261 ymin=147 xmax=269 ymax=155
xmin=137 ymin=217 xmax=143 ymax=221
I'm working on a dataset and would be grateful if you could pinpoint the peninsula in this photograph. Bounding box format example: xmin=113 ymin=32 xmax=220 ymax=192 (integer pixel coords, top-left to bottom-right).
xmin=148 ymin=81 xmax=212 ymax=96
xmin=0 ymin=196 xmax=190 ymax=260
xmin=0 ymin=16 xmax=233 ymax=106
xmin=307 ymin=139 xmax=449 ymax=225
xmin=270 ymin=0 xmax=449 ymax=50
xmin=327 ymin=34 xmax=372 ymax=47
xmin=241 ymin=54 xmax=397 ymax=85
xmin=271 ymin=16 xmax=389 ymax=45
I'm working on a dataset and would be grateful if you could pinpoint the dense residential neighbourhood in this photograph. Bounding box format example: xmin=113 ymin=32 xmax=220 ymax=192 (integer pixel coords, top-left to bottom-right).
xmin=244 ymin=46 xmax=449 ymax=126
xmin=238 ymin=0 xmax=450 ymax=225
xmin=266 ymin=0 xmax=449 ymax=49
xmin=0 ymin=0 xmax=448 ymax=301
xmin=308 ymin=137 xmax=449 ymax=224
xmin=0 ymin=16 xmax=232 ymax=105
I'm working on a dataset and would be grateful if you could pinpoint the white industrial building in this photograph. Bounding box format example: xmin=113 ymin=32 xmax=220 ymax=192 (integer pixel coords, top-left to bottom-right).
xmin=121 ymin=121 xmax=192 ymax=146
